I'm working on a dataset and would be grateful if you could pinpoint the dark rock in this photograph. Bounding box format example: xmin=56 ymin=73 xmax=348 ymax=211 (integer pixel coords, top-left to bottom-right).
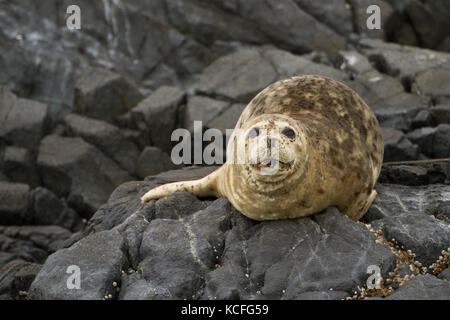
xmin=361 ymin=39 xmax=450 ymax=80
xmin=120 ymin=128 xmax=149 ymax=151
xmin=137 ymin=218 xmax=214 ymax=299
xmin=432 ymin=124 xmax=450 ymax=158
xmin=207 ymin=104 xmax=246 ymax=134
xmin=348 ymin=0 xmax=393 ymax=39
xmin=28 ymin=229 xmax=127 ymax=300
xmin=0 ymin=225 xmax=72 ymax=270
xmin=0 ymin=172 xmax=6 ymax=182
xmin=260 ymin=208 xmax=395 ymax=299
xmin=120 ymin=197 xmax=230 ymax=299
xmin=13 ymin=263 xmax=42 ymax=295
xmin=113 ymin=214 xmax=149 ymax=270
xmin=0 ymin=181 xmax=31 ymax=225
xmin=386 ymin=274 xmax=450 ymax=300
xmin=51 ymin=124 xmax=67 ymax=136
xmin=439 ymin=268 xmax=450 ymax=281
xmin=381 ymin=127 xmax=420 ymax=161
xmin=136 ymin=147 xmax=177 ymax=180
xmin=430 ymin=104 xmax=450 ymax=125
xmin=412 ymin=68 xmax=450 ymax=99
xmin=293 ymin=0 xmax=353 ymax=36
xmin=206 ymin=208 xmax=396 ymax=300
xmin=0 ymin=86 xmax=16 ymax=116
xmin=0 ymin=12 xmax=90 ymax=121
xmin=385 ymin=10 xmax=419 ymax=48
xmin=403 ymin=0 xmax=450 ymax=50
xmin=411 ymin=109 xmax=433 ymax=128
xmin=380 ymin=165 xmax=429 ymax=186
xmin=348 ymin=72 xmax=429 ymax=131
xmin=435 ymin=201 xmax=450 ymax=224
xmin=288 ymin=290 xmax=349 ymax=300
xmin=350 ymin=71 xmax=404 ymax=103
xmin=84 ymin=181 xmax=151 ymax=235
xmin=438 ymin=37 xmax=450 ymax=52
xmin=74 ymin=67 xmax=143 ymax=123
xmin=0 ymin=225 xmax=72 ymax=254
xmin=198 ymin=47 xmax=348 ymax=106
xmin=184 ymin=96 xmax=230 ymax=132
xmin=201 ymin=47 xmax=349 ymax=103
xmin=406 ymin=127 xmax=437 ymax=157
xmin=1 ymin=146 xmax=39 ymax=187
xmin=64 ymin=114 xmax=140 ymax=175
xmin=119 ymin=272 xmax=171 ymax=300
xmin=0 ymin=0 xmax=213 ymax=101
xmin=197 ymin=48 xmax=277 ymax=103
xmin=365 ymin=183 xmax=450 ymax=222
xmin=379 ymin=161 xmax=450 ymax=186
xmin=263 ymin=48 xmax=348 ymax=81
xmin=37 ymin=135 xmax=132 ymax=215
xmin=371 ymin=213 xmax=450 ymax=267
xmin=0 ymin=87 xmax=49 ymax=151
xmin=185 ymin=198 xmax=232 ymax=248
xmin=153 ymin=192 xmax=207 ymax=219
xmin=27 ymin=167 xmax=398 ymax=300
xmin=31 ymin=187 xmax=83 ymax=231
xmin=0 ymin=234 xmax=47 ymax=268
xmin=130 ymin=86 xmax=185 ymax=153
xmin=374 ymin=93 xmax=429 ymax=131
xmin=165 ymin=0 xmax=346 ymax=57
xmin=0 ymin=259 xmax=29 ymax=298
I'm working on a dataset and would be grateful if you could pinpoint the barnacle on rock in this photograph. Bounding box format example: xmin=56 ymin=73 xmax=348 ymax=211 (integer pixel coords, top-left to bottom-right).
xmin=347 ymin=223 xmax=448 ymax=300
xmin=429 ymin=248 xmax=450 ymax=275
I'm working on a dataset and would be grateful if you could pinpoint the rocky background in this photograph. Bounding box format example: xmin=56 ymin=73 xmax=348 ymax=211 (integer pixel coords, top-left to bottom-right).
xmin=0 ymin=0 xmax=449 ymax=300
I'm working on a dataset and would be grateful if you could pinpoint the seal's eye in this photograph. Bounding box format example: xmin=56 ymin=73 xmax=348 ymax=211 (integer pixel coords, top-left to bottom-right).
xmin=248 ymin=127 xmax=260 ymax=139
xmin=282 ymin=128 xmax=295 ymax=139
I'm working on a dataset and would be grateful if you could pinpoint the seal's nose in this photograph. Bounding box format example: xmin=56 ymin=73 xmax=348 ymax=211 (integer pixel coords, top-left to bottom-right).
xmin=267 ymin=137 xmax=278 ymax=148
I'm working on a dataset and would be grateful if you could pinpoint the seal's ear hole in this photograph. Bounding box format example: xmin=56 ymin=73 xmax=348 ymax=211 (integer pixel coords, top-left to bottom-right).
xmin=282 ymin=127 xmax=295 ymax=139
xmin=248 ymin=127 xmax=260 ymax=139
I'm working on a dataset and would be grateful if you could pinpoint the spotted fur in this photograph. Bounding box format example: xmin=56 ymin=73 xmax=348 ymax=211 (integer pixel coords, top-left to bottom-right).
xmin=142 ymin=75 xmax=384 ymax=221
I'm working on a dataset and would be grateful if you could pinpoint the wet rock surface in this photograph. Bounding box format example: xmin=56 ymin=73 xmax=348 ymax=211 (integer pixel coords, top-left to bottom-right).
xmin=29 ymin=229 xmax=127 ymax=300
xmin=0 ymin=87 xmax=50 ymax=152
xmin=24 ymin=165 xmax=450 ymax=300
xmin=136 ymin=147 xmax=177 ymax=180
xmin=74 ymin=67 xmax=143 ymax=123
xmin=37 ymin=135 xmax=132 ymax=215
xmin=129 ymin=86 xmax=185 ymax=153
xmin=1 ymin=146 xmax=39 ymax=188
xmin=385 ymin=274 xmax=450 ymax=300
xmin=64 ymin=114 xmax=141 ymax=175
xmin=0 ymin=0 xmax=449 ymax=300
xmin=0 ymin=181 xmax=31 ymax=225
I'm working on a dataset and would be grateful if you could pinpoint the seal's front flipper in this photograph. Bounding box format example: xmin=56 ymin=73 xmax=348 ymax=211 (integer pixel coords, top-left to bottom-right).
xmin=342 ymin=189 xmax=377 ymax=221
xmin=141 ymin=168 xmax=222 ymax=203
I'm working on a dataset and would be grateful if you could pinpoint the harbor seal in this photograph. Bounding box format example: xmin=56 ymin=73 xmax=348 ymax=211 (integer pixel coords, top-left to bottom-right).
xmin=142 ymin=75 xmax=384 ymax=221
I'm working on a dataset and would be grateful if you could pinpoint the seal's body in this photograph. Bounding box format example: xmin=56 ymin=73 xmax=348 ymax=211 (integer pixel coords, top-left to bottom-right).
xmin=142 ymin=75 xmax=384 ymax=221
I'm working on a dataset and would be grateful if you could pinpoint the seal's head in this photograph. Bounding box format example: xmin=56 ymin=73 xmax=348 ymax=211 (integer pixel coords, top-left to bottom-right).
xmin=230 ymin=113 xmax=309 ymax=187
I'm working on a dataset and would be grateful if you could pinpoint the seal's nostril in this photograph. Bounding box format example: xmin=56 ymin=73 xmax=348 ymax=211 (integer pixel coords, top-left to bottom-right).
xmin=267 ymin=137 xmax=277 ymax=148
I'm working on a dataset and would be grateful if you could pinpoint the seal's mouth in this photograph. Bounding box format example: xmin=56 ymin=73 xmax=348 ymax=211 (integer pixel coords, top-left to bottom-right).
xmin=250 ymin=157 xmax=293 ymax=169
